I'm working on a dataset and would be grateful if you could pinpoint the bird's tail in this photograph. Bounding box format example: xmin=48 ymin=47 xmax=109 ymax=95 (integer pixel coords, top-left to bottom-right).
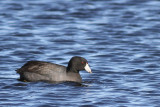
xmin=16 ymin=69 xmax=21 ymax=74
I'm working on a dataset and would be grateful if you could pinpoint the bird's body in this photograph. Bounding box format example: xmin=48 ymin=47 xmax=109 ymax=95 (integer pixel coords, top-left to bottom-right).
xmin=16 ymin=56 xmax=91 ymax=83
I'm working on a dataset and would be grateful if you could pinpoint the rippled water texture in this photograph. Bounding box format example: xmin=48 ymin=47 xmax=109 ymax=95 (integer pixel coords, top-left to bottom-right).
xmin=0 ymin=0 xmax=160 ymax=106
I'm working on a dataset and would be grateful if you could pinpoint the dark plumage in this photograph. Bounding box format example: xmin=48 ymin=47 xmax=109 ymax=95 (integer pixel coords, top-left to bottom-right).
xmin=16 ymin=56 xmax=92 ymax=83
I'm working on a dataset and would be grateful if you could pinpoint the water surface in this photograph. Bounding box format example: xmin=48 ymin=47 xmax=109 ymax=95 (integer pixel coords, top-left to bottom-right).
xmin=0 ymin=0 xmax=160 ymax=106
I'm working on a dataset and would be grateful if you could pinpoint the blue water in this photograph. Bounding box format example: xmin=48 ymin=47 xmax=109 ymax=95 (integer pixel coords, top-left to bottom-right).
xmin=0 ymin=0 xmax=160 ymax=106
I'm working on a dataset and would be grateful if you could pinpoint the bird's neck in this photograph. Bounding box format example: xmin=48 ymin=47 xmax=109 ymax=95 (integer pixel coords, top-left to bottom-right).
xmin=67 ymin=67 xmax=79 ymax=73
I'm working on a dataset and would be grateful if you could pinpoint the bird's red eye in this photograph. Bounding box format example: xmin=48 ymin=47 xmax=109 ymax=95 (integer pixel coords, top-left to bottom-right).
xmin=81 ymin=62 xmax=84 ymax=64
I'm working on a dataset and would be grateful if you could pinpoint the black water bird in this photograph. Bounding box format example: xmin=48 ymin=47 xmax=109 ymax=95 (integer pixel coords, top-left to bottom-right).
xmin=16 ymin=56 xmax=92 ymax=83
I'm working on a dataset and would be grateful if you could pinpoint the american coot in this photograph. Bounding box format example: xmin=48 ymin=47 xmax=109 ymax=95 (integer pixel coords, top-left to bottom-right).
xmin=16 ymin=56 xmax=92 ymax=83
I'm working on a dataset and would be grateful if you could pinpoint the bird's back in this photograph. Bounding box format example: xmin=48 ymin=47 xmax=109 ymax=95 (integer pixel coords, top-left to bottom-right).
xmin=16 ymin=61 xmax=67 ymax=82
